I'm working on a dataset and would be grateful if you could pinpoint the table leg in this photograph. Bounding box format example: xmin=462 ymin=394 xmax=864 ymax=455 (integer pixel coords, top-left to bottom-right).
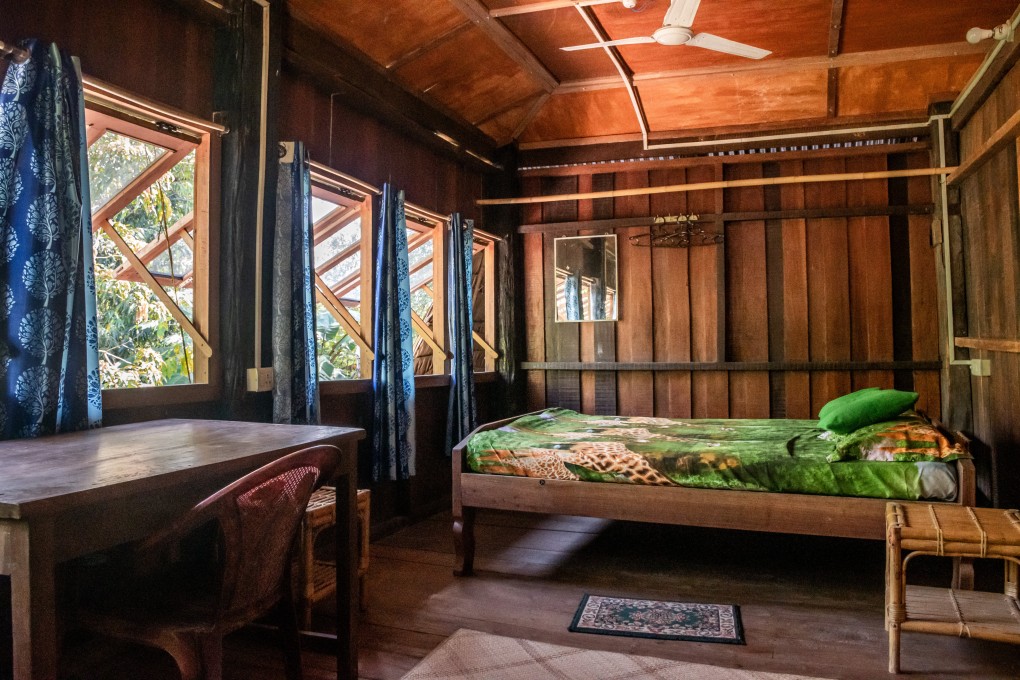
xmin=334 ymin=467 xmax=358 ymax=680
xmin=2 ymin=520 xmax=58 ymax=680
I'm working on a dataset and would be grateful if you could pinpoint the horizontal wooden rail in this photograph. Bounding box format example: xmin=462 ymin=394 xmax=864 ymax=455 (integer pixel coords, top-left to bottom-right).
xmin=518 ymin=204 xmax=933 ymax=234
xmin=521 ymin=360 xmax=941 ymax=371
xmin=947 ymin=107 xmax=1020 ymax=186
xmin=479 ymin=167 xmax=956 ymax=206
xmin=954 ymin=337 xmax=1020 ymax=354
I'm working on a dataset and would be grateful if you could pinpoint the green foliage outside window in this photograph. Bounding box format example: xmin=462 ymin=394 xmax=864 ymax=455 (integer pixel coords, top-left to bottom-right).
xmin=88 ymin=133 xmax=196 ymax=389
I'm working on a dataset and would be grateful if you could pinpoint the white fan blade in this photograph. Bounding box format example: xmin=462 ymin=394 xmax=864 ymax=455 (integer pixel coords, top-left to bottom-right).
xmin=687 ymin=32 xmax=771 ymax=59
xmin=663 ymin=0 xmax=701 ymax=27
xmin=561 ymin=35 xmax=656 ymax=51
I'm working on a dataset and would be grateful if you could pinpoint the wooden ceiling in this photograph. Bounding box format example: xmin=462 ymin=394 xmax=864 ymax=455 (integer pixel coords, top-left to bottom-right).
xmin=286 ymin=0 xmax=1016 ymax=150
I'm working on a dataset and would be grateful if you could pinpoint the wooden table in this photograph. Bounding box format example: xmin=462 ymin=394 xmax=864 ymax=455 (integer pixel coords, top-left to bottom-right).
xmin=0 ymin=418 xmax=365 ymax=680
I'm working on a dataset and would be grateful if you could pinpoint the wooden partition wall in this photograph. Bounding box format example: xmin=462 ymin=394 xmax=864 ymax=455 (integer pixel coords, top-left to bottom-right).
xmin=522 ymin=144 xmax=942 ymax=420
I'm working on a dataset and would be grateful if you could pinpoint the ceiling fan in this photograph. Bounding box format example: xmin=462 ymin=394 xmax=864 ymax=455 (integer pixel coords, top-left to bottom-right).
xmin=561 ymin=0 xmax=771 ymax=60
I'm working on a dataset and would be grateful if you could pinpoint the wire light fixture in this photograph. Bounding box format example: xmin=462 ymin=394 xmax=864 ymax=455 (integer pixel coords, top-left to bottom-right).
xmin=628 ymin=214 xmax=723 ymax=248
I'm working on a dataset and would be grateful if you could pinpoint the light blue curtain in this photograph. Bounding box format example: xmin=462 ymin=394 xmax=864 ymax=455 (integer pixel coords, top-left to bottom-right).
xmin=271 ymin=141 xmax=319 ymax=425
xmin=445 ymin=213 xmax=476 ymax=453
xmin=591 ymin=278 xmax=605 ymax=320
xmin=564 ymin=273 xmax=582 ymax=321
xmin=371 ymin=184 xmax=415 ymax=481
xmin=0 ymin=40 xmax=101 ymax=438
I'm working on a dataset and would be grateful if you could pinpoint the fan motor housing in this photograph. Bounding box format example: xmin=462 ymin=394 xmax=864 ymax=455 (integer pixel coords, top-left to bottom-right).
xmin=653 ymin=26 xmax=694 ymax=45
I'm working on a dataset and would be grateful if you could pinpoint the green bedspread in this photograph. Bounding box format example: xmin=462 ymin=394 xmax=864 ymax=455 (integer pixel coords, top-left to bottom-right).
xmin=465 ymin=409 xmax=958 ymax=501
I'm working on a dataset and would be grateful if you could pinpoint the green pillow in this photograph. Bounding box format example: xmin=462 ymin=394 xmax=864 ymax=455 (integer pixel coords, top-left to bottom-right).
xmin=818 ymin=388 xmax=919 ymax=434
xmin=818 ymin=387 xmax=879 ymax=421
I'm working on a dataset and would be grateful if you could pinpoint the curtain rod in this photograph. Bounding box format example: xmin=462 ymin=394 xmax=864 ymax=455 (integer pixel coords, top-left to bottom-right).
xmin=0 ymin=39 xmax=29 ymax=64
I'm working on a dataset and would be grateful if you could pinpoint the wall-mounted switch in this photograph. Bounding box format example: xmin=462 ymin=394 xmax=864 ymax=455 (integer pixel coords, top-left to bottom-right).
xmin=246 ymin=367 xmax=274 ymax=392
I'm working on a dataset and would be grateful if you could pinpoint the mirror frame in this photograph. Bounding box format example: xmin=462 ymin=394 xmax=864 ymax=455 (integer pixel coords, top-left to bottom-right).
xmin=553 ymin=233 xmax=619 ymax=323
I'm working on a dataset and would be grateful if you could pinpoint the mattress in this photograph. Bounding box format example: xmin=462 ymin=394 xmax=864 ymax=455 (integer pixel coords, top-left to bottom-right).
xmin=465 ymin=409 xmax=960 ymax=501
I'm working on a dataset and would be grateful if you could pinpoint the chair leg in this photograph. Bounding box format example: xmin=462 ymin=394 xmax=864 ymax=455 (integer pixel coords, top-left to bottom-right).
xmin=278 ymin=597 xmax=304 ymax=680
xmin=197 ymin=634 xmax=223 ymax=680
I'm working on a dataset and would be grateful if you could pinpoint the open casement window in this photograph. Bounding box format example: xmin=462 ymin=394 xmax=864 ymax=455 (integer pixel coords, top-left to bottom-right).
xmin=309 ymin=164 xmax=376 ymax=381
xmin=309 ymin=163 xmax=500 ymax=381
xmin=84 ymin=88 xmax=217 ymax=393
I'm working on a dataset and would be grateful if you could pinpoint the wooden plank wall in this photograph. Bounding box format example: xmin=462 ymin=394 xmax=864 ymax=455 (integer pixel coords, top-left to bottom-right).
xmin=522 ymin=148 xmax=942 ymax=420
xmin=954 ymin=59 xmax=1020 ymax=508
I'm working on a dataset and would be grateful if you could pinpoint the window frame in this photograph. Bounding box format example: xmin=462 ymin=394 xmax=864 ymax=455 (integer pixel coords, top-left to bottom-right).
xmin=83 ymin=80 xmax=221 ymax=409
xmin=309 ymin=163 xmax=500 ymax=383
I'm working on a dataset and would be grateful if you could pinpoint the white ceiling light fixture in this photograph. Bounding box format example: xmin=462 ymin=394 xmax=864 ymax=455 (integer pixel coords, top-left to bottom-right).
xmin=561 ymin=0 xmax=771 ymax=59
xmin=966 ymin=23 xmax=1014 ymax=44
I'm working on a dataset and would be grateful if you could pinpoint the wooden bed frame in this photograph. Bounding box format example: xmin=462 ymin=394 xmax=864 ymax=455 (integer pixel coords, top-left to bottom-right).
xmin=451 ymin=413 xmax=976 ymax=580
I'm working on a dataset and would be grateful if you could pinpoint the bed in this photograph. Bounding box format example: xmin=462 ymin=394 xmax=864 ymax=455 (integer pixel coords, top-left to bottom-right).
xmin=451 ymin=408 xmax=975 ymax=580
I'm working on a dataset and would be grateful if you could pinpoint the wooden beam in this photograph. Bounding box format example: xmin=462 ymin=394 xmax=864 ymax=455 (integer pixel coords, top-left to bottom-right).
xmin=479 ymin=167 xmax=957 ymax=206
xmin=556 ymin=42 xmax=987 ymax=94
xmin=444 ymin=0 xmax=559 ymax=92
xmin=92 ymin=146 xmax=194 ymax=226
xmin=111 ymin=212 xmax=194 ymax=281
xmin=826 ymin=0 xmax=846 ymax=119
xmin=411 ymin=311 xmax=450 ymax=359
xmin=100 ymin=219 xmax=213 ymax=358
xmin=511 ymin=92 xmax=551 ymax=141
xmin=483 ymin=241 xmax=497 ymax=370
xmin=473 ymin=331 xmax=499 ymax=360
xmin=517 ymin=204 xmax=934 ymax=234
xmin=521 ymin=360 xmax=941 ymax=371
xmin=358 ymin=200 xmax=374 ymax=378
xmin=947 ymin=106 xmax=1020 ymax=185
xmin=312 ymin=205 xmax=360 ymax=245
xmin=489 ymin=0 xmax=617 ymax=17
xmin=474 ymin=92 xmax=547 ymax=127
xmin=951 ymin=11 xmax=1020 ymax=130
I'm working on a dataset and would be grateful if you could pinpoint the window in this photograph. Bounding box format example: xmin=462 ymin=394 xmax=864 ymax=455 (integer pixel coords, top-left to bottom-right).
xmin=310 ymin=163 xmax=500 ymax=381
xmin=83 ymin=88 xmax=217 ymax=392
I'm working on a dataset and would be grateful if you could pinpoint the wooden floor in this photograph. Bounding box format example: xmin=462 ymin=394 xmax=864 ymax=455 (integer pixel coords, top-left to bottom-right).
xmin=64 ymin=509 xmax=1019 ymax=679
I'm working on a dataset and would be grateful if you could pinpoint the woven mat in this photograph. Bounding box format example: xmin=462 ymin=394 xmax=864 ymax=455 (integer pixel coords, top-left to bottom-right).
xmin=400 ymin=629 xmax=831 ymax=680
xmin=570 ymin=594 xmax=744 ymax=644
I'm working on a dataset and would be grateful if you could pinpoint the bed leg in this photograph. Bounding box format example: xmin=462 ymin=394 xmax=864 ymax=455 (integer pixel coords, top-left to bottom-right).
xmin=952 ymin=557 xmax=975 ymax=590
xmin=453 ymin=507 xmax=476 ymax=577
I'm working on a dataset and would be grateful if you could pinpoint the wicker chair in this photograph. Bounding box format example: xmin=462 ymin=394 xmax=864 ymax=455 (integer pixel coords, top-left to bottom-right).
xmin=76 ymin=445 xmax=341 ymax=680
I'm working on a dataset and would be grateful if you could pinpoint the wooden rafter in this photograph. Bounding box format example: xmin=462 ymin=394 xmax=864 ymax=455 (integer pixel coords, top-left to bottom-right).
xmin=511 ymin=92 xmax=550 ymax=142
xmin=387 ymin=21 xmax=473 ymax=71
xmin=444 ymin=0 xmax=559 ymax=93
xmin=99 ymin=218 xmax=212 ymax=357
xmin=574 ymin=6 xmax=649 ymax=145
xmin=826 ymin=0 xmax=847 ymax=118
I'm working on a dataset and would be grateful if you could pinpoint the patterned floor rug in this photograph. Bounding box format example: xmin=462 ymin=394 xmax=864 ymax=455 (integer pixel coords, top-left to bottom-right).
xmin=569 ymin=594 xmax=744 ymax=644
xmin=400 ymin=629 xmax=830 ymax=679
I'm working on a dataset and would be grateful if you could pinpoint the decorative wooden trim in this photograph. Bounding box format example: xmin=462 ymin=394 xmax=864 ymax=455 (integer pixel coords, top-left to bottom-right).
xmin=947 ymin=106 xmax=1020 ymax=186
xmin=519 ymin=142 xmax=931 ymax=177
xmin=521 ymin=360 xmax=941 ymax=371
xmin=479 ymin=167 xmax=956 ymax=206
xmin=518 ymin=204 xmax=933 ymax=234
xmin=954 ymin=338 xmax=1020 ymax=354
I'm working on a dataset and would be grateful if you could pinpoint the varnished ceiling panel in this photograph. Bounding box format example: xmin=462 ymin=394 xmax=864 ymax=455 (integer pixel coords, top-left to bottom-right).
xmin=394 ymin=26 xmax=547 ymax=127
xmin=842 ymin=0 xmax=1016 ymax=54
xmin=285 ymin=0 xmax=1008 ymax=148
xmin=640 ymin=69 xmax=829 ymax=132
xmin=287 ymin=0 xmax=466 ymax=68
xmin=837 ymin=55 xmax=986 ymax=118
xmin=521 ymin=89 xmax=640 ymax=142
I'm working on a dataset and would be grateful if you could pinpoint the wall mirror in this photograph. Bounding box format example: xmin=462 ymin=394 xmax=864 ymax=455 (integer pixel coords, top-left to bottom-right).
xmin=554 ymin=234 xmax=618 ymax=322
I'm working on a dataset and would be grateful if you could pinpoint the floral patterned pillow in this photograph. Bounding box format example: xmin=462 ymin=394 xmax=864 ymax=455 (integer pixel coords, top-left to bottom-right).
xmin=827 ymin=417 xmax=968 ymax=463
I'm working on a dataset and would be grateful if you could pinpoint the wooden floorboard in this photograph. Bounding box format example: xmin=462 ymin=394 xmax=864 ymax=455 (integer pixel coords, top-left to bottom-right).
xmin=63 ymin=509 xmax=1019 ymax=679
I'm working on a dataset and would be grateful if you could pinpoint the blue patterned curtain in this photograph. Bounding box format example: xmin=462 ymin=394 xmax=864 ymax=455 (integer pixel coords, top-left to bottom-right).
xmin=564 ymin=273 xmax=582 ymax=321
xmin=372 ymin=184 xmax=415 ymax=481
xmin=591 ymin=278 xmax=605 ymax=320
xmin=445 ymin=213 xmax=477 ymax=452
xmin=0 ymin=40 xmax=101 ymax=438
xmin=271 ymin=141 xmax=319 ymax=425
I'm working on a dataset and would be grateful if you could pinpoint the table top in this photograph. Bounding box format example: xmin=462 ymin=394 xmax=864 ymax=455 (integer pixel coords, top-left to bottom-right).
xmin=0 ymin=419 xmax=364 ymax=519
